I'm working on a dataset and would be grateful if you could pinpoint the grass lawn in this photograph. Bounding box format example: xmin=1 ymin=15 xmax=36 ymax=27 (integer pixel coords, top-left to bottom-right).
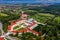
xmin=13 ymin=25 xmax=25 ymax=31
xmin=54 ymin=16 xmax=60 ymax=23
xmin=13 ymin=23 xmax=25 ymax=30
xmin=13 ymin=25 xmax=21 ymax=30
xmin=17 ymin=28 xmax=24 ymax=30
xmin=31 ymin=13 xmax=55 ymax=23
xmin=0 ymin=13 xmax=9 ymax=17
xmin=38 ymin=13 xmax=54 ymax=17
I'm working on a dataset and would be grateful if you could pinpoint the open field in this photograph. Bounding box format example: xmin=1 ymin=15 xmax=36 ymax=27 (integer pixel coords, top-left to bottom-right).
xmin=0 ymin=13 xmax=9 ymax=17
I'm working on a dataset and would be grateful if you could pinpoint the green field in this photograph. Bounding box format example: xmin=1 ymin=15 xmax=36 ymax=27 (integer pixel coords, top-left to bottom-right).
xmin=54 ymin=16 xmax=60 ymax=23
xmin=0 ymin=13 xmax=9 ymax=17
xmin=13 ymin=23 xmax=25 ymax=30
xmin=17 ymin=28 xmax=24 ymax=30
xmin=13 ymin=25 xmax=21 ymax=30
xmin=31 ymin=13 xmax=55 ymax=23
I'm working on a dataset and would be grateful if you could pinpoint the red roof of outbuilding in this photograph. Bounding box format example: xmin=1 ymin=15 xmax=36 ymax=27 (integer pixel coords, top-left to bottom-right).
xmin=8 ymin=22 xmax=16 ymax=30
xmin=31 ymin=30 xmax=39 ymax=34
xmin=8 ymin=18 xmax=39 ymax=35
xmin=8 ymin=25 xmax=12 ymax=30
xmin=0 ymin=37 xmax=4 ymax=40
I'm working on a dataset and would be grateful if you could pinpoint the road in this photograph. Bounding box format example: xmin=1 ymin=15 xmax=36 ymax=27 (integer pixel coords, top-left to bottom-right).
xmin=0 ymin=21 xmax=5 ymax=35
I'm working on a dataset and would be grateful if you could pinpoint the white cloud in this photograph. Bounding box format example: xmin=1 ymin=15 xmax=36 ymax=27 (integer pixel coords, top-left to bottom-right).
xmin=35 ymin=0 xmax=59 ymax=2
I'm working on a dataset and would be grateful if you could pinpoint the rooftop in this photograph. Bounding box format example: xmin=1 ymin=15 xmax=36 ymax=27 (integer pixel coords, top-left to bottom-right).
xmin=8 ymin=14 xmax=39 ymax=35
xmin=0 ymin=37 xmax=4 ymax=40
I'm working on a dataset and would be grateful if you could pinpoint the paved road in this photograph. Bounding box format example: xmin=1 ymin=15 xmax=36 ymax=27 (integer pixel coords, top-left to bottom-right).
xmin=0 ymin=22 xmax=2 ymax=29
xmin=0 ymin=22 xmax=5 ymax=35
xmin=0 ymin=21 xmax=18 ymax=40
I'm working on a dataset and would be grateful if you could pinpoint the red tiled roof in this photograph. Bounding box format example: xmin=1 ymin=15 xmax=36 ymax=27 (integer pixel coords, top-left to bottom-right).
xmin=11 ymin=22 xmax=16 ymax=25
xmin=8 ymin=20 xmax=24 ymax=30
xmin=11 ymin=26 xmax=39 ymax=35
xmin=8 ymin=22 xmax=16 ymax=30
xmin=21 ymin=14 xmax=29 ymax=19
xmin=0 ymin=37 xmax=4 ymax=40
xmin=8 ymin=25 xmax=12 ymax=30
xmin=12 ymin=31 xmax=17 ymax=33
xmin=18 ymin=30 xmax=24 ymax=33
xmin=8 ymin=19 xmax=39 ymax=35
xmin=25 ymin=28 xmax=39 ymax=35
xmin=23 ymin=29 xmax=27 ymax=32
xmin=31 ymin=30 xmax=39 ymax=34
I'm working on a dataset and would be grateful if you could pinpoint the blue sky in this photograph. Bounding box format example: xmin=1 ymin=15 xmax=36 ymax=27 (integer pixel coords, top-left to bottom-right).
xmin=0 ymin=0 xmax=60 ymax=4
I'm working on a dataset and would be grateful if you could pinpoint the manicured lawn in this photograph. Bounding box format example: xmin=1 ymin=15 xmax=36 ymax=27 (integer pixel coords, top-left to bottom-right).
xmin=13 ymin=25 xmax=25 ymax=31
xmin=17 ymin=28 xmax=24 ymax=30
xmin=13 ymin=25 xmax=21 ymax=30
xmin=13 ymin=23 xmax=25 ymax=30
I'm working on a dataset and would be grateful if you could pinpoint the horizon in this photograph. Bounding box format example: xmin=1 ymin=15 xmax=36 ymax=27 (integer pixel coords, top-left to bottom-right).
xmin=0 ymin=0 xmax=60 ymax=4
